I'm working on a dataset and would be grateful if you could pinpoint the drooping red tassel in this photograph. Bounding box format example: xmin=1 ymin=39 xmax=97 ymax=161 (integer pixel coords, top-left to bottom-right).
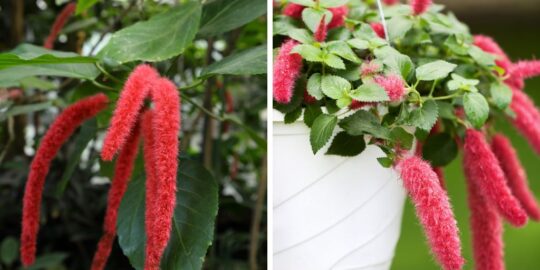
xmin=144 ymin=78 xmax=180 ymax=270
xmin=410 ymin=0 xmax=432 ymax=15
xmin=464 ymin=170 xmax=504 ymax=270
xmin=373 ymin=74 xmax=407 ymax=102
xmin=273 ymin=39 xmax=303 ymax=104
xmin=44 ymin=2 xmax=77 ymax=49
xmin=509 ymin=60 xmax=540 ymax=80
xmin=327 ymin=6 xmax=348 ymax=29
xmin=463 ymin=129 xmax=527 ymax=227
xmin=510 ymin=90 xmax=540 ymax=154
xmin=283 ymin=3 xmax=304 ymax=18
xmin=101 ymin=64 xmax=159 ymax=161
xmin=20 ymin=93 xmax=108 ymax=266
xmin=91 ymin=124 xmax=141 ymax=270
xmin=397 ymin=156 xmax=464 ymax=270
xmin=370 ymin=22 xmax=386 ymax=39
xmin=473 ymin=35 xmax=512 ymax=74
xmin=314 ymin=15 xmax=328 ymax=42
xmin=492 ymin=134 xmax=540 ymax=220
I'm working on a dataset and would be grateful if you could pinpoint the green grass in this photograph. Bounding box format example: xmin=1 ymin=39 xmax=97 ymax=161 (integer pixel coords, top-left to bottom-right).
xmin=392 ymin=18 xmax=540 ymax=269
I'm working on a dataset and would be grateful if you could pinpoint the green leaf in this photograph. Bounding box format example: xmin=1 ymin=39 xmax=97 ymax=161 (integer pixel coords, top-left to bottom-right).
xmin=377 ymin=157 xmax=394 ymax=168
xmin=310 ymin=114 xmax=338 ymax=154
xmin=76 ymin=0 xmax=99 ymax=14
xmin=463 ymin=92 xmax=489 ymax=128
xmin=347 ymin=39 xmax=369 ymax=50
xmin=446 ymin=73 xmax=479 ymax=92
xmin=291 ymin=44 xmax=323 ymax=62
xmin=0 ymin=237 xmax=18 ymax=266
xmin=302 ymin=7 xmax=333 ymax=32
xmin=422 ymin=133 xmax=458 ymax=166
xmin=321 ymin=75 xmax=351 ymax=99
xmin=117 ymin=158 xmax=218 ymax=270
xmin=25 ymin=253 xmax=68 ymax=270
xmin=284 ymin=106 xmax=303 ymax=123
xmin=323 ymin=53 xmax=346 ymax=69
xmin=349 ymin=81 xmax=389 ymax=102
xmin=0 ymin=44 xmax=98 ymax=81
xmin=55 ymin=119 xmax=97 ymax=198
xmin=387 ymin=16 xmax=413 ymax=41
xmin=415 ymin=60 xmax=457 ymax=81
xmin=339 ymin=110 xmax=390 ymax=139
xmin=327 ymin=41 xmax=361 ymax=63
xmin=325 ymin=131 xmax=366 ymax=156
xmin=336 ymin=96 xmax=352 ymax=108
xmin=99 ymin=2 xmax=201 ymax=63
xmin=307 ymin=73 xmax=323 ymax=100
xmin=490 ymin=81 xmax=513 ymax=110
xmin=201 ymin=45 xmax=266 ymax=77
xmin=437 ymin=101 xmax=456 ymax=120
xmin=390 ymin=127 xmax=414 ymax=150
xmin=304 ymin=104 xmax=323 ymax=127
xmin=319 ymin=0 xmax=349 ymax=8
xmin=288 ymin=28 xmax=315 ymax=44
xmin=444 ymin=35 xmax=469 ymax=56
xmin=374 ymin=46 xmax=413 ymax=78
xmin=198 ymin=0 xmax=266 ymax=36
xmin=407 ymin=100 xmax=439 ymax=131
xmin=0 ymin=101 xmax=52 ymax=122
xmin=468 ymin=45 xmax=496 ymax=67
xmin=290 ymin=0 xmax=317 ymax=6
xmin=19 ymin=76 xmax=57 ymax=90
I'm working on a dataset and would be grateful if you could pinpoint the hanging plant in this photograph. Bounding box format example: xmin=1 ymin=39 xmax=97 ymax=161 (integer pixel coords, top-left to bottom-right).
xmin=273 ymin=0 xmax=540 ymax=269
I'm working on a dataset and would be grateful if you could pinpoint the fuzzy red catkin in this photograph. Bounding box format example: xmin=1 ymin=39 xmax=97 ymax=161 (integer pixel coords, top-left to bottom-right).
xmin=410 ymin=0 xmax=432 ymax=15
xmin=397 ymin=156 xmax=464 ymax=270
xmin=510 ymin=90 xmax=540 ymax=154
xmin=473 ymin=35 xmax=512 ymax=74
xmin=101 ymin=64 xmax=159 ymax=161
xmin=373 ymin=74 xmax=407 ymax=102
xmin=509 ymin=60 xmax=540 ymax=80
xmin=283 ymin=3 xmax=304 ymax=18
xmin=370 ymin=22 xmax=386 ymax=39
xmin=464 ymin=171 xmax=505 ymax=270
xmin=20 ymin=93 xmax=108 ymax=266
xmin=463 ymin=129 xmax=528 ymax=227
xmin=512 ymin=88 xmax=540 ymax=122
xmin=491 ymin=134 xmax=540 ymax=220
xmin=144 ymin=78 xmax=180 ymax=270
xmin=44 ymin=2 xmax=77 ymax=49
xmin=273 ymin=40 xmax=303 ymax=104
xmin=314 ymin=15 xmax=328 ymax=42
xmin=327 ymin=6 xmax=348 ymax=29
xmin=91 ymin=124 xmax=141 ymax=270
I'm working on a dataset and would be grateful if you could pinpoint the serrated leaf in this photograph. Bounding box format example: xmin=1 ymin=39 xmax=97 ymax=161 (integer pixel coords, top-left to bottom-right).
xmin=422 ymin=133 xmax=458 ymax=166
xmin=387 ymin=16 xmax=413 ymax=41
xmin=326 ymin=131 xmax=366 ymax=156
xmin=327 ymin=41 xmax=361 ymax=63
xmin=201 ymin=45 xmax=266 ymax=77
xmin=490 ymin=81 xmax=512 ymax=110
xmin=99 ymin=2 xmax=201 ymax=63
xmin=374 ymin=46 xmax=413 ymax=78
xmin=390 ymin=127 xmax=414 ymax=150
xmin=321 ymin=75 xmax=351 ymax=99
xmin=463 ymin=92 xmax=489 ymax=128
xmin=198 ymin=0 xmax=266 ymax=36
xmin=336 ymin=96 xmax=352 ymax=108
xmin=349 ymin=81 xmax=389 ymax=102
xmin=323 ymin=53 xmax=346 ymax=69
xmin=291 ymin=44 xmax=323 ymax=62
xmin=288 ymin=28 xmax=315 ymax=44
xmin=416 ymin=60 xmax=457 ymax=81
xmin=444 ymin=35 xmax=469 ymax=55
xmin=319 ymin=0 xmax=349 ymax=8
xmin=407 ymin=100 xmax=439 ymax=131
xmin=446 ymin=73 xmax=479 ymax=92
xmin=347 ymin=39 xmax=369 ymax=50
xmin=284 ymin=106 xmax=303 ymax=123
xmin=304 ymin=104 xmax=323 ymax=127
xmin=310 ymin=114 xmax=338 ymax=154
xmin=307 ymin=73 xmax=323 ymax=100
xmin=468 ymin=45 xmax=496 ymax=67
xmin=353 ymin=23 xmax=377 ymax=40
xmin=302 ymin=7 xmax=333 ymax=32
xmin=339 ymin=110 xmax=390 ymax=139
xmin=117 ymin=158 xmax=218 ymax=270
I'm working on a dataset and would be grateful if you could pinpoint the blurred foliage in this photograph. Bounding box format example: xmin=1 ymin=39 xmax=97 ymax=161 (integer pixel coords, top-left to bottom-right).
xmin=0 ymin=0 xmax=267 ymax=269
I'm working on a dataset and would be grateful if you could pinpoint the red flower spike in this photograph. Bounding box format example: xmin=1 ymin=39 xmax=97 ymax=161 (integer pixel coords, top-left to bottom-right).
xmin=383 ymin=0 xmax=399 ymax=4
xmin=91 ymin=125 xmax=141 ymax=270
xmin=510 ymin=90 xmax=540 ymax=154
xmin=144 ymin=78 xmax=180 ymax=270
xmin=374 ymin=74 xmax=407 ymax=101
xmin=328 ymin=6 xmax=348 ymax=29
xmin=397 ymin=156 xmax=464 ymax=270
xmin=410 ymin=0 xmax=432 ymax=15
xmin=348 ymin=100 xmax=373 ymax=110
xmin=314 ymin=15 xmax=328 ymax=42
xmin=20 ymin=93 xmax=108 ymax=266
xmin=283 ymin=3 xmax=304 ymax=18
xmin=509 ymin=60 xmax=540 ymax=80
xmin=273 ymin=40 xmax=303 ymax=104
xmin=463 ymin=129 xmax=527 ymax=227
xmin=370 ymin=22 xmax=386 ymax=39
xmin=465 ymin=173 xmax=504 ymax=270
xmin=360 ymin=61 xmax=381 ymax=77
xmin=492 ymin=134 xmax=540 ymax=220
xmin=101 ymin=64 xmax=159 ymax=161
xmin=473 ymin=35 xmax=512 ymax=74
xmin=44 ymin=2 xmax=77 ymax=49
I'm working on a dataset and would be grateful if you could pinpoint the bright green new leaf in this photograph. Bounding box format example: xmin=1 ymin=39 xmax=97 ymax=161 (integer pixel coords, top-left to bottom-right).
xmin=387 ymin=16 xmax=413 ymax=41
xmin=291 ymin=44 xmax=323 ymax=62
xmin=464 ymin=92 xmax=490 ymax=128
xmin=327 ymin=41 xmax=361 ymax=63
xmin=415 ymin=60 xmax=457 ymax=81
xmin=320 ymin=0 xmax=349 ymax=8
xmin=302 ymin=8 xmax=333 ymax=32
xmin=323 ymin=53 xmax=346 ymax=69
xmin=321 ymin=75 xmax=351 ymax=99
xmin=288 ymin=28 xmax=316 ymax=44
xmin=349 ymin=81 xmax=389 ymax=102
xmin=307 ymin=73 xmax=324 ymax=100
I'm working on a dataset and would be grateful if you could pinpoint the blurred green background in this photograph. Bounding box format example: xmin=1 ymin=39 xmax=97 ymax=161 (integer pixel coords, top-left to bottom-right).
xmin=392 ymin=7 xmax=540 ymax=270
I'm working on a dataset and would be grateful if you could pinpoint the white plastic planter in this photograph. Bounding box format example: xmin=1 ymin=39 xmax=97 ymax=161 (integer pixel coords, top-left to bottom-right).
xmin=273 ymin=110 xmax=407 ymax=270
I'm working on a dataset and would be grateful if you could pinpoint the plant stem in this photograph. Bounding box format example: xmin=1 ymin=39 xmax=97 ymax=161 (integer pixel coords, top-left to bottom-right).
xmin=428 ymin=79 xmax=438 ymax=97
xmin=180 ymin=92 xmax=223 ymax=121
xmin=428 ymin=92 xmax=461 ymax=101
xmin=96 ymin=62 xmax=122 ymax=83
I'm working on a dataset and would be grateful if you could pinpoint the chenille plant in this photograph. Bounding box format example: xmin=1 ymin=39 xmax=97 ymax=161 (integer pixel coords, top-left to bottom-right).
xmin=274 ymin=0 xmax=540 ymax=269
xmin=1 ymin=1 xmax=266 ymax=269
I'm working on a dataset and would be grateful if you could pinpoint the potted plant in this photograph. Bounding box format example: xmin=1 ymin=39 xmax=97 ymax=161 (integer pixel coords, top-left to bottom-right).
xmin=273 ymin=0 xmax=540 ymax=269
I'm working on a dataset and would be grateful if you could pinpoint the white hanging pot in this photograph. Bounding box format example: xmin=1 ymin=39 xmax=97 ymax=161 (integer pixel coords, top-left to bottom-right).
xmin=273 ymin=110 xmax=407 ymax=270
